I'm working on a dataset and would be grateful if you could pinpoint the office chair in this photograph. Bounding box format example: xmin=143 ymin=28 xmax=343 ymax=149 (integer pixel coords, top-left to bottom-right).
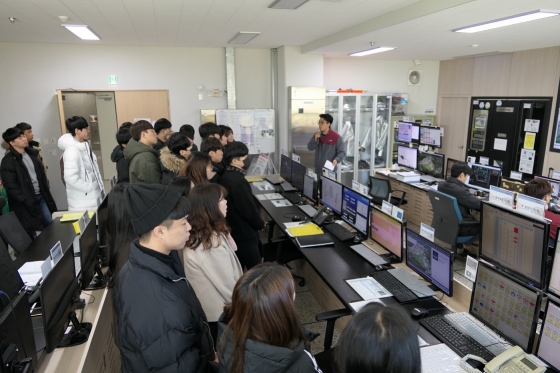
xmin=368 ymin=176 xmax=407 ymax=207
xmin=312 ymin=308 xmax=352 ymax=373
xmin=0 ymin=212 xmax=32 ymax=256
xmin=428 ymin=189 xmax=478 ymax=254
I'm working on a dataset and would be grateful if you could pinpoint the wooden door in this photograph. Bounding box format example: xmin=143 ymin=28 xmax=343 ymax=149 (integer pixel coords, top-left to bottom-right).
xmin=439 ymin=97 xmax=471 ymax=161
xmin=114 ymin=90 xmax=170 ymax=125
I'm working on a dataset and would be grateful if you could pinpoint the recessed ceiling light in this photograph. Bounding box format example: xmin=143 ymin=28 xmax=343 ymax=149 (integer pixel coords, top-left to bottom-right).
xmin=269 ymin=0 xmax=309 ymax=10
xmin=62 ymin=24 xmax=100 ymax=40
xmin=453 ymin=10 xmax=559 ymax=33
xmin=228 ymin=32 xmax=260 ymax=44
xmin=349 ymin=46 xmax=395 ymax=57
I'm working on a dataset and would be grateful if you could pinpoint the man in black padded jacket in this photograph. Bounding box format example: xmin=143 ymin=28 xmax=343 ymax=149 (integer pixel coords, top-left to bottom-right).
xmin=438 ymin=161 xmax=482 ymax=236
xmin=113 ymin=183 xmax=216 ymax=372
xmin=219 ymin=141 xmax=265 ymax=270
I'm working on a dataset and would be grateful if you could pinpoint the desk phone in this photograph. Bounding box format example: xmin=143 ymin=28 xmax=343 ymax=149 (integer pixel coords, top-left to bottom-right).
xmin=460 ymin=346 xmax=546 ymax=373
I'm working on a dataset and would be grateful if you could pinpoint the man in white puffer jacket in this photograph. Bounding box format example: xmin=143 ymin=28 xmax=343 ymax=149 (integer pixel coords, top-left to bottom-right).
xmin=58 ymin=116 xmax=105 ymax=211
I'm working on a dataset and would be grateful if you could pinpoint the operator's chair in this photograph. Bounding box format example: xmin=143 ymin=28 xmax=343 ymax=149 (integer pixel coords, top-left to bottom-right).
xmin=368 ymin=176 xmax=407 ymax=207
xmin=428 ymin=189 xmax=479 ymax=254
xmin=312 ymin=308 xmax=352 ymax=373
xmin=0 ymin=212 xmax=32 ymax=256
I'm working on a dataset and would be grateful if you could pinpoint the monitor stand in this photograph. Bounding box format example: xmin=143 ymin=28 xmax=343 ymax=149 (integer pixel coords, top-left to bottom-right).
xmin=57 ymin=311 xmax=92 ymax=349
xmin=380 ymin=253 xmax=402 ymax=264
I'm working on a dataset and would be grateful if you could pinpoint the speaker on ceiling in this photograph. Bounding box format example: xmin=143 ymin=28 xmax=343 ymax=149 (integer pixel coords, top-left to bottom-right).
xmin=408 ymin=70 xmax=422 ymax=86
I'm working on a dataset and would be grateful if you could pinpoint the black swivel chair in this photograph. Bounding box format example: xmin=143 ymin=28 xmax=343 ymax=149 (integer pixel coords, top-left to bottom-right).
xmin=428 ymin=189 xmax=478 ymax=253
xmin=368 ymin=176 xmax=407 ymax=207
xmin=0 ymin=212 xmax=32 ymax=256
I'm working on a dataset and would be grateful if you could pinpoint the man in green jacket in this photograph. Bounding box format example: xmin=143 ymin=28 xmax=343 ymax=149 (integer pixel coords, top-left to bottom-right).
xmin=124 ymin=120 xmax=162 ymax=184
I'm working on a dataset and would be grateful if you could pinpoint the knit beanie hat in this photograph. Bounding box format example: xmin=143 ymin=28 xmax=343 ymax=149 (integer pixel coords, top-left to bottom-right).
xmin=125 ymin=183 xmax=187 ymax=235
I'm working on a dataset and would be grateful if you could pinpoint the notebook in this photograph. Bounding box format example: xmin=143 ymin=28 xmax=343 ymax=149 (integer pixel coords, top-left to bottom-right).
xmin=296 ymin=234 xmax=334 ymax=248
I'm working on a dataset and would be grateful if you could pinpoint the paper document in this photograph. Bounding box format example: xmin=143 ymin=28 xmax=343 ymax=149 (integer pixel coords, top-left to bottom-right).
xmin=346 ymin=277 xmax=393 ymax=300
xmin=271 ymin=199 xmax=292 ymax=208
xmin=256 ymin=195 xmax=267 ymax=201
xmin=263 ymin=193 xmax=283 ymax=200
xmin=18 ymin=261 xmax=45 ymax=286
xmin=253 ymin=181 xmax=275 ymax=191
xmin=324 ymin=160 xmax=335 ymax=171
xmin=420 ymin=344 xmax=465 ymax=373
xmin=349 ymin=299 xmax=383 ymax=312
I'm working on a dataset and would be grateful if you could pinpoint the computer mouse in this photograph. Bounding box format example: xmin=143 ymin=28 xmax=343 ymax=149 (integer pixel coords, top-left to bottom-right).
xmin=291 ymin=215 xmax=302 ymax=222
xmin=411 ymin=307 xmax=429 ymax=319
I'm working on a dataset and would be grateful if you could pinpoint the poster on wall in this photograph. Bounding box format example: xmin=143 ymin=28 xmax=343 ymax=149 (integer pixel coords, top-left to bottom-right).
xmin=553 ymin=108 xmax=560 ymax=151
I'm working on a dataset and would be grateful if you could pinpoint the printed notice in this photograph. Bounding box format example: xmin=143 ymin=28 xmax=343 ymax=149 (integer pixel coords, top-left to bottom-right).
xmin=381 ymin=201 xmax=393 ymax=215
xmin=519 ymin=161 xmax=534 ymax=174
xmin=524 ymin=133 xmax=536 ymax=150
xmin=271 ymin=199 xmax=292 ymax=207
xmin=520 ymin=149 xmax=535 ymax=162
xmin=493 ymin=138 xmax=507 ymax=151
xmin=479 ymin=156 xmax=489 ymax=165
xmin=517 ymin=194 xmax=545 ymax=219
xmin=510 ymin=171 xmax=523 ymax=180
xmin=346 ymin=277 xmax=393 ymax=300
xmin=420 ymin=223 xmax=435 ymax=242
xmin=489 ymin=186 xmax=514 ymax=210
xmin=464 ymin=256 xmax=479 ymax=282
xmin=524 ymin=119 xmax=540 ymax=133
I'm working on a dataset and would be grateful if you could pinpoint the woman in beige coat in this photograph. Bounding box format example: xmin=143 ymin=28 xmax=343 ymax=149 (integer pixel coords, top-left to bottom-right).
xmin=184 ymin=182 xmax=243 ymax=343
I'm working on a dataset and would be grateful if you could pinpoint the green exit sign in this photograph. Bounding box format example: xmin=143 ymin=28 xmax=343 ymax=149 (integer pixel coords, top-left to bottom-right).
xmin=108 ymin=75 xmax=118 ymax=85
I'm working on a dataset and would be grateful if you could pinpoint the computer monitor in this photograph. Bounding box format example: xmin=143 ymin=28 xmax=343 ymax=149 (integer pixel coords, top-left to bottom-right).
xmin=470 ymin=262 xmax=542 ymax=352
xmin=303 ymin=175 xmax=318 ymax=203
xmin=341 ymin=186 xmax=370 ymax=237
xmin=397 ymin=121 xmax=419 ymax=144
xmin=97 ymin=193 xmax=109 ymax=248
xmin=445 ymin=158 xmax=460 ymax=179
xmin=369 ymin=208 xmax=403 ymax=262
xmin=536 ymin=297 xmax=560 ymax=371
xmin=406 ymin=229 xmax=454 ymax=296
xmin=535 ymin=175 xmax=560 ymax=205
xmin=480 ymin=203 xmax=549 ymax=288
xmin=419 ymin=127 xmax=442 ymax=148
xmin=397 ymin=145 xmax=418 ymax=170
xmin=500 ymin=177 xmax=527 ymax=194
xmin=320 ymin=177 xmax=343 ymax=215
xmin=79 ymin=214 xmax=105 ymax=291
xmin=548 ymin=227 xmax=560 ymax=298
xmin=469 ymin=164 xmax=502 ymax=190
xmin=291 ymin=160 xmax=307 ymax=191
xmin=40 ymin=246 xmax=90 ymax=353
xmin=0 ymin=239 xmax=23 ymax=314
xmin=280 ymin=154 xmax=292 ymax=183
xmin=417 ymin=151 xmax=445 ymax=179
xmin=0 ymin=292 xmax=37 ymax=371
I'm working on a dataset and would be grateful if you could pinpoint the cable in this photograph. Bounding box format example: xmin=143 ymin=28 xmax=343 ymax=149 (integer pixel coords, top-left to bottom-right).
xmin=81 ymin=291 xmax=96 ymax=305
xmin=0 ymin=291 xmax=29 ymax=360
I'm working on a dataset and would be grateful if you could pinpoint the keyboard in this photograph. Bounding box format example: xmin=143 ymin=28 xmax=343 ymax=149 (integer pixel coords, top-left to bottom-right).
xmin=350 ymin=244 xmax=388 ymax=266
xmin=284 ymin=192 xmax=304 ymax=205
xmin=298 ymin=204 xmax=317 ymax=217
xmin=323 ymin=223 xmax=356 ymax=242
xmin=420 ymin=315 xmax=495 ymax=363
xmin=444 ymin=313 xmax=510 ymax=356
xmin=369 ymin=270 xmax=419 ymax=303
xmin=281 ymin=182 xmax=297 ymax=192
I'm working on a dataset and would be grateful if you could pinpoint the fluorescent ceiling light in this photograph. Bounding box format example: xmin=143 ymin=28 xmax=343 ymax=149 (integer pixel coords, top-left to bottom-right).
xmin=269 ymin=0 xmax=309 ymax=10
xmin=62 ymin=24 xmax=100 ymax=40
xmin=228 ymin=32 xmax=260 ymax=44
xmin=454 ymin=10 xmax=559 ymax=33
xmin=350 ymin=46 xmax=395 ymax=57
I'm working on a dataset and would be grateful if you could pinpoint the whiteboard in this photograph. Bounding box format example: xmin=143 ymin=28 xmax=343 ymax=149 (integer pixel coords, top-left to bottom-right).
xmin=216 ymin=109 xmax=275 ymax=154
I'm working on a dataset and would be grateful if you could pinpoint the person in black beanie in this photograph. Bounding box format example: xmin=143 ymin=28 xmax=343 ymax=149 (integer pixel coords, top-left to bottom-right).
xmin=113 ymin=183 xmax=216 ymax=373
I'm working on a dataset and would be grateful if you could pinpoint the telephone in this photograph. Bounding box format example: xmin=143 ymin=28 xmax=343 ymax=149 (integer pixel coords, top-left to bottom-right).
xmin=459 ymin=346 xmax=546 ymax=373
xmin=312 ymin=206 xmax=329 ymax=226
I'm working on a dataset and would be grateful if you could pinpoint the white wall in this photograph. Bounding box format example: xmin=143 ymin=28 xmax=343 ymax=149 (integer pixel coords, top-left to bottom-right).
xmin=323 ymin=58 xmax=440 ymax=115
xmin=0 ymin=42 xmax=271 ymax=209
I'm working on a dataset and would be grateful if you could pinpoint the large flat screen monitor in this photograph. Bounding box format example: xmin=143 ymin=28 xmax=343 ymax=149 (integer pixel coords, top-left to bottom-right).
xmin=40 ymin=246 xmax=84 ymax=353
xmin=548 ymin=227 xmax=560 ymax=298
xmin=369 ymin=208 xmax=403 ymax=262
xmin=291 ymin=160 xmax=307 ymax=191
xmin=445 ymin=158 xmax=460 ymax=180
xmin=97 ymin=193 xmax=109 ymax=248
xmin=0 ymin=292 xmax=37 ymax=370
xmin=419 ymin=127 xmax=442 ymax=148
xmin=79 ymin=215 xmax=103 ymax=290
xmin=417 ymin=151 xmax=445 ymax=179
xmin=303 ymin=175 xmax=318 ymax=203
xmin=469 ymin=164 xmax=502 ymax=191
xmin=470 ymin=262 xmax=542 ymax=352
xmin=397 ymin=121 xmax=419 ymax=144
xmin=397 ymin=145 xmax=418 ymax=170
xmin=280 ymin=154 xmax=292 ymax=183
xmin=480 ymin=203 xmax=548 ymax=288
xmin=536 ymin=297 xmax=560 ymax=371
xmin=341 ymin=186 xmax=370 ymax=236
xmin=320 ymin=177 xmax=343 ymax=215
xmin=406 ymin=229 xmax=454 ymax=296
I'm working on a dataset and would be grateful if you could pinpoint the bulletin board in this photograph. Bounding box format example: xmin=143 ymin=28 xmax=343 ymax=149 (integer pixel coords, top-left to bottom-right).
xmin=216 ymin=109 xmax=275 ymax=154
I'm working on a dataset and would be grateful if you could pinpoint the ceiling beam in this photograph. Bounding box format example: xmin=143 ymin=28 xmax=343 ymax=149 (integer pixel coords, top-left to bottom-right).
xmin=301 ymin=0 xmax=475 ymax=54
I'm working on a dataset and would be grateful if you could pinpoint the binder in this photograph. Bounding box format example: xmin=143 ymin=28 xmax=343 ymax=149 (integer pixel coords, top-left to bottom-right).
xmin=286 ymin=223 xmax=323 ymax=237
xmin=296 ymin=234 xmax=334 ymax=248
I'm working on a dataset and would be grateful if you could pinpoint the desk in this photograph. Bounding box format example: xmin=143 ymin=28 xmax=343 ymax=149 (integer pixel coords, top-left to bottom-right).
xmin=14 ymin=218 xmax=77 ymax=269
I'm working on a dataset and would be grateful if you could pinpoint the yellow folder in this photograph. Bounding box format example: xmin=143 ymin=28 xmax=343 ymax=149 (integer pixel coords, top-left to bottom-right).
xmin=286 ymin=223 xmax=324 ymax=237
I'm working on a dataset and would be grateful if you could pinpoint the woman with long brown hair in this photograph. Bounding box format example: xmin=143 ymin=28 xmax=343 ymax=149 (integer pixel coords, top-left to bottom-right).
xmin=217 ymin=263 xmax=322 ymax=373
xmin=180 ymin=151 xmax=214 ymax=185
xmin=184 ymin=182 xmax=243 ymax=342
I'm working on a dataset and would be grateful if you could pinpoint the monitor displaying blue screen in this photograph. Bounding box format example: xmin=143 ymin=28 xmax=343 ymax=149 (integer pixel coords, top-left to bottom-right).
xmin=341 ymin=187 xmax=370 ymax=236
